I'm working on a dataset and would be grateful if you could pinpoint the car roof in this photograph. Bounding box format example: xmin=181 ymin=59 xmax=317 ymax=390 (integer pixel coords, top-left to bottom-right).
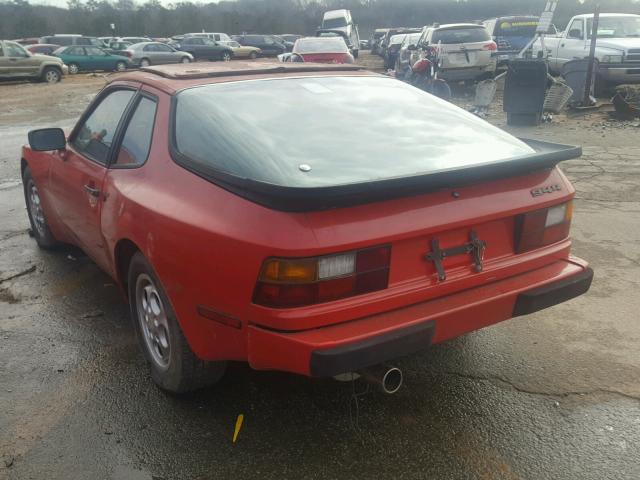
xmin=436 ymin=23 xmax=486 ymax=30
xmin=110 ymin=61 xmax=372 ymax=94
xmin=571 ymin=13 xmax=640 ymax=19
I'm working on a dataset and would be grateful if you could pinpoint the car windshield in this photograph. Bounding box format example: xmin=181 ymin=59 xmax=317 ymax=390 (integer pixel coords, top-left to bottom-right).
xmin=389 ymin=34 xmax=406 ymax=45
xmin=587 ymin=16 xmax=640 ymax=38
xmin=294 ymin=38 xmax=348 ymax=53
xmin=433 ymin=26 xmax=491 ymax=44
xmin=174 ymin=76 xmax=532 ymax=188
xmin=403 ymin=33 xmax=421 ymax=46
xmin=494 ymin=18 xmax=539 ymax=37
xmin=323 ymin=17 xmax=348 ymax=29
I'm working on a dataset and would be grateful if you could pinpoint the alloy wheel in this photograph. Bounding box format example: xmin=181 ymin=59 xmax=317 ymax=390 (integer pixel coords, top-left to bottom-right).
xmin=45 ymin=69 xmax=60 ymax=83
xmin=136 ymin=274 xmax=171 ymax=369
xmin=27 ymin=181 xmax=46 ymax=237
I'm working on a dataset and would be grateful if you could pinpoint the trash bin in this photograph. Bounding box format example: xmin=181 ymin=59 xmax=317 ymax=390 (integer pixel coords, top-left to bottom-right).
xmin=503 ymin=59 xmax=548 ymax=126
xmin=561 ymin=58 xmax=598 ymax=105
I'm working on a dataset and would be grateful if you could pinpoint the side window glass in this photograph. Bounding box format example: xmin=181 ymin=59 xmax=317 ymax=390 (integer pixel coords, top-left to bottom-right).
xmin=115 ymin=97 xmax=157 ymax=167
xmin=6 ymin=42 xmax=28 ymax=57
xmin=569 ymin=19 xmax=583 ymax=39
xmin=71 ymin=90 xmax=135 ymax=165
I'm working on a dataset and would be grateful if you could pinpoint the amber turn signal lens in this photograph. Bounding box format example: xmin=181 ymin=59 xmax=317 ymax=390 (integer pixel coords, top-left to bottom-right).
xmin=260 ymin=258 xmax=317 ymax=283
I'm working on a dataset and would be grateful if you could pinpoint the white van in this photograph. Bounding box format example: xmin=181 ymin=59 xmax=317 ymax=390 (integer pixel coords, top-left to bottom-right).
xmin=184 ymin=32 xmax=231 ymax=42
xmin=321 ymin=9 xmax=360 ymax=58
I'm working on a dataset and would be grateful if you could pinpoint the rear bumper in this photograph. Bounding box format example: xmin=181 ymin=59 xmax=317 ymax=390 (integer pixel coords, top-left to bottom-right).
xmin=439 ymin=62 xmax=497 ymax=81
xmin=247 ymin=258 xmax=592 ymax=377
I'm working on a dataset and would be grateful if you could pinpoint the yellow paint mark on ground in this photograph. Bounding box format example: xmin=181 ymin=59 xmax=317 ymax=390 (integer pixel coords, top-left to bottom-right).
xmin=233 ymin=414 xmax=244 ymax=443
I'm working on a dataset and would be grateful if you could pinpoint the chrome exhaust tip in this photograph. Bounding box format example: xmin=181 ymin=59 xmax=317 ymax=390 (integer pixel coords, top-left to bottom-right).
xmin=359 ymin=365 xmax=403 ymax=394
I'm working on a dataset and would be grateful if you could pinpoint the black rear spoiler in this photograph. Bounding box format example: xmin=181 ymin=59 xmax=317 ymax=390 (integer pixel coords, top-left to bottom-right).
xmin=178 ymin=139 xmax=581 ymax=212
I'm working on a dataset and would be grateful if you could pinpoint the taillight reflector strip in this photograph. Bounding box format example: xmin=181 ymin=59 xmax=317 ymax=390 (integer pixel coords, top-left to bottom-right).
xmin=254 ymin=245 xmax=391 ymax=308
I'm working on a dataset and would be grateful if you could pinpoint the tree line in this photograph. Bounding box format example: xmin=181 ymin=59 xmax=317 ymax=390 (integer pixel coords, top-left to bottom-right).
xmin=2 ymin=0 xmax=640 ymax=40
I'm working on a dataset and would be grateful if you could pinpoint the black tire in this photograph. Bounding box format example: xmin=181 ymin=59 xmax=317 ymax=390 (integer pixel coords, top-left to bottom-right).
xmin=23 ymin=166 xmax=58 ymax=249
xmin=181 ymin=56 xmax=191 ymax=63
xmin=249 ymin=51 xmax=257 ymax=59
xmin=41 ymin=66 xmax=61 ymax=83
xmin=140 ymin=58 xmax=151 ymax=67
xmin=115 ymin=61 xmax=127 ymax=72
xmin=68 ymin=62 xmax=79 ymax=75
xmin=353 ymin=49 xmax=359 ymax=59
xmin=128 ymin=252 xmax=226 ymax=393
xmin=221 ymin=51 xmax=232 ymax=62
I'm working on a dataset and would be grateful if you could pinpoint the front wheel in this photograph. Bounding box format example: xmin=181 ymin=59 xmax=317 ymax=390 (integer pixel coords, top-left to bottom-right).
xmin=249 ymin=51 xmax=257 ymax=59
xmin=128 ymin=252 xmax=226 ymax=393
xmin=181 ymin=56 xmax=191 ymax=63
xmin=42 ymin=67 xmax=61 ymax=83
xmin=23 ymin=166 xmax=58 ymax=249
xmin=221 ymin=52 xmax=232 ymax=62
xmin=140 ymin=58 xmax=151 ymax=67
xmin=115 ymin=61 xmax=127 ymax=72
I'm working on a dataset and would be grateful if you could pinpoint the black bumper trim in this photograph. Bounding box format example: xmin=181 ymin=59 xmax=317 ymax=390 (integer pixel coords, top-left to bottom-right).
xmin=513 ymin=267 xmax=593 ymax=317
xmin=309 ymin=320 xmax=435 ymax=377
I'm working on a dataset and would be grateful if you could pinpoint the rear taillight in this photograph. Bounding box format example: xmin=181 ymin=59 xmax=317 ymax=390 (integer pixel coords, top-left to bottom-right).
xmin=482 ymin=41 xmax=498 ymax=51
xmin=253 ymin=246 xmax=391 ymax=308
xmin=515 ymin=201 xmax=573 ymax=253
xmin=122 ymin=50 xmax=133 ymax=58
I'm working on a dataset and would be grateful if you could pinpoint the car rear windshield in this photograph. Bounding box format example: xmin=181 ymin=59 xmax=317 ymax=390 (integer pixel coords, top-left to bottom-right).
xmin=323 ymin=17 xmax=348 ymax=29
xmin=494 ymin=18 xmax=539 ymax=37
xmin=432 ymin=26 xmax=491 ymax=44
xmin=173 ymin=76 xmax=532 ymax=189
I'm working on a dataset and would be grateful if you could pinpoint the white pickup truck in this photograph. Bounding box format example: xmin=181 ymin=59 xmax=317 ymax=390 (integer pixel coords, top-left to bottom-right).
xmin=533 ymin=13 xmax=640 ymax=90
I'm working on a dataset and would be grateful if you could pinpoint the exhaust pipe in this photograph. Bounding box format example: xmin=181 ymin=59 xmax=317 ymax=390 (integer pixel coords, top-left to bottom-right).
xmin=359 ymin=365 xmax=403 ymax=394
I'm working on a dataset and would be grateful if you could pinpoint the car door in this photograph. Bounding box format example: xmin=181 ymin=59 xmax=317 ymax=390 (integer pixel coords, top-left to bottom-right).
xmin=86 ymin=46 xmax=110 ymax=70
xmin=0 ymin=42 xmax=9 ymax=77
xmin=154 ymin=43 xmax=177 ymax=63
xmin=557 ymin=18 xmax=587 ymax=69
xmin=48 ymin=88 xmax=136 ymax=271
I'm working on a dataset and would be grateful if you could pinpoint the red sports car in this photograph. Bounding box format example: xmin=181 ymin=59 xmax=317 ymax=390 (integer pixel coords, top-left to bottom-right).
xmin=22 ymin=62 xmax=592 ymax=394
xmin=286 ymin=37 xmax=354 ymax=63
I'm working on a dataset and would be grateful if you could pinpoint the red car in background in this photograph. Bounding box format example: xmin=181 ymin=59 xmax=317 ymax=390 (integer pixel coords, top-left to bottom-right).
xmin=26 ymin=44 xmax=60 ymax=56
xmin=282 ymin=36 xmax=354 ymax=63
xmin=22 ymin=62 xmax=592 ymax=394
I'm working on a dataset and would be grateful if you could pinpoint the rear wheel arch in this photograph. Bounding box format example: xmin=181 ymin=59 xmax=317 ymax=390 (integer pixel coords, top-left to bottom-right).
xmin=114 ymin=238 xmax=142 ymax=298
xmin=21 ymin=158 xmax=28 ymax=176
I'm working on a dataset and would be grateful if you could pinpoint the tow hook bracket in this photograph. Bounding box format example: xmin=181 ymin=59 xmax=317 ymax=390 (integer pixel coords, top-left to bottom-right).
xmin=425 ymin=230 xmax=486 ymax=281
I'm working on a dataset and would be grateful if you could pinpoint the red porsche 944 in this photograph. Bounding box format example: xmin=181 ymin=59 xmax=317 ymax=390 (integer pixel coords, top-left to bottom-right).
xmin=21 ymin=62 xmax=592 ymax=393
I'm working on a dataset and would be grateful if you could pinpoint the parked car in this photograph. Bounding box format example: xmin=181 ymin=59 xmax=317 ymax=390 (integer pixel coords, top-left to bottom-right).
xmin=232 ymin=35 xmax=287 ymax=56
xmin=0 ymin=40 xmax=67 ymax=83
xmin=279 ymin=34 xmax=303 ymax=44
xmin=104 ymin=41 xmax=132 ymax=56
xmin=115 ymin=36 xmax=152 ymax=45
xmin=359 ymin=39 xmax=370 ymax=50
xmin=22 ymin=61 xmax=592 ymax=393
xmin=184 ymin=32 xmax=231 ymax=42
xmin=220 ymin=40 xmax=261 ymax=59
xmin=532 ymin=13 xmax=640 ymax=92
xmin=26 ymin=44 xmax=60 ymax=56
xmin=371 ymin=28 xmax=389 ymax=55
xmin=419 ymin=23 xmax=497 ymax=82
xmin=175 ymin=37 xmax=233 ymax=61
xmin=395 ymin=32 xmax=422 ymax=75
xmin=483 ymin=15 xmax=543 ymax=66
xmin=280 ymin=37 xmax=354 ymax=63
xmin=379 ymin=28 xmax=421 ymax=59
xmin=384 ymin=33 xmax=407 ymax=69
xmin=125 ymin=42 xmax=193 ymax=67
xmin=13 ymin=37 xmax=39 ymax=45
xmin=274 ymin=36 xmax=295 ymax=52
xmin=39 ymin=35 xmax=102 ymax=47
xmin=99 ymin=36 xmax=117 ymax=48
xmin=321 ymin=9 xmax=360 ymax=58
xmin=53 ymin=46 xmax=130 ymax=74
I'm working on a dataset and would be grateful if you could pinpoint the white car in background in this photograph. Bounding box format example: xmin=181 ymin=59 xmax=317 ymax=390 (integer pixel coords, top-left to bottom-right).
xmin=420 ymin=23 xmax=497 ymax=82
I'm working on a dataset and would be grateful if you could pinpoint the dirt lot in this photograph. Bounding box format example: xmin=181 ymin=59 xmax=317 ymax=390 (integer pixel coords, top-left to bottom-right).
xmin=1 ymin=53 xmax=639 ymax=480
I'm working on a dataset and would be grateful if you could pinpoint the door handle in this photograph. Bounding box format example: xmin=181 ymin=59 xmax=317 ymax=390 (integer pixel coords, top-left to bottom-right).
xmin=83 ymin=184 xmax=100 ymax=197
xmin=9 ymin=58 xmax=18 ymax=62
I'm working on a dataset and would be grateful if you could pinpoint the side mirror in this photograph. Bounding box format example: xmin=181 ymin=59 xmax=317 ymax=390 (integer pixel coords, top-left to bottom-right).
xmin=568 ymin=29 xmax=582 ymax=39
xmin=28 ymin=128 xmax=66 ymax=151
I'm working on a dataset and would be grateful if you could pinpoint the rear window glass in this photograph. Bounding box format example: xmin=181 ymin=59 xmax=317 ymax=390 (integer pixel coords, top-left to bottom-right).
xmin=494 ymin=18 xmax=539 ymax=37
xmin=389 ymin=34 xmax=406 ymax=45
xmin=323 ymin=17 xmax=348 ymax=29
xmin=173 ymin=76 xmax=531 ymax=188
xmin=432 ymin=27 xmax=491 ymax=44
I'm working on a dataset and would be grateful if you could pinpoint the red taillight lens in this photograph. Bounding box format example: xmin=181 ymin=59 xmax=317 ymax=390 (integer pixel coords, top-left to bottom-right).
xmin=253 ymin=245 xmax=391 ymax=308
xmin=123 ymin=50 xmax=133 ymax=58
xmin=483 ymin=41 xmax=498 ymax=51
xmin=515 ymin=201 xmax=573 ymax=253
